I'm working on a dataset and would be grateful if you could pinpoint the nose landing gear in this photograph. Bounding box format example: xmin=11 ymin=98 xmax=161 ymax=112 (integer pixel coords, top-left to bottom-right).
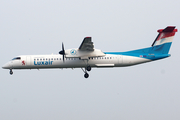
xmin=10 ymin=69 xmax=13 ymax=75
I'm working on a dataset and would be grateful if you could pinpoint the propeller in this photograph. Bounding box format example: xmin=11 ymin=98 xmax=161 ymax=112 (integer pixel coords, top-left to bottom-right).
xmin=59 ymin=43 xmax=65 ymax=62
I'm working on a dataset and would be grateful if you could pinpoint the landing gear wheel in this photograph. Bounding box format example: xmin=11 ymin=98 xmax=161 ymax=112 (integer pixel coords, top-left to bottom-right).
xmin=86 ymin=66 xmax=91 ymax=71
xmin=10 ymin=69 xmax=13 ymax=75
xmin=84 ymin=73 xmax=89 ymax=78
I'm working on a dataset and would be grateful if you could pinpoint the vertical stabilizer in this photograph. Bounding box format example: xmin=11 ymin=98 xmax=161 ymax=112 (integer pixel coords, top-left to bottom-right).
xmin=152 ymin=26 xmax=177 ymax=46
xmin=150 ymin=26 xmax=177 ymax=54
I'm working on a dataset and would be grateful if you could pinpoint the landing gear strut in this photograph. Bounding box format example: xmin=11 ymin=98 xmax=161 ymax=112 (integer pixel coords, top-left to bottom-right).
xmin=81 ymin=67 xmax=91 ymax=78
xmin=10 ymin=69 xmax=13 ymax=75
xmin=81 ymin=59 xmax=91 ymax=78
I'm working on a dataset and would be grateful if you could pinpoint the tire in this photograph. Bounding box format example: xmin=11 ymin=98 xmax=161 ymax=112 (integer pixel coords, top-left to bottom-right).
xmin=84 ymin=73 xmax=89 ymax=78
xmin=10 ymin=71 xmax=13 ymax=75
xmin=86 ymin=66 xmax=91 ymax=71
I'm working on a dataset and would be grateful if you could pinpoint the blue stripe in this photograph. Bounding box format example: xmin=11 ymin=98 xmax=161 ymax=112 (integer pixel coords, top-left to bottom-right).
xmin=104 ymin=43 xmax=172 ymax=60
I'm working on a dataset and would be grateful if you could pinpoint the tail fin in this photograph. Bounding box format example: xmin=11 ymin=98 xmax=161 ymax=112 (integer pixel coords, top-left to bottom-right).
xmin=150 ymin=26 xmax=177 ymax=54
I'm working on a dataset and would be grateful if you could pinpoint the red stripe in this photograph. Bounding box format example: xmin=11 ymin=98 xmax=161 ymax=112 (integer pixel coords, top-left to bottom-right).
xmin=156 ymin=32 xmax=175 ymax=41
xmin=158 ymin=28 xmax=177 ymax=33
xmin=156 ymin=28 xmax=177 ymax=41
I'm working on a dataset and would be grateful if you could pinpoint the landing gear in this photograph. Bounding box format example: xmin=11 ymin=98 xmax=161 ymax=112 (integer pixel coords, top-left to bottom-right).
xmin=10 ymin=69 xmax=13 ymax=75
xmin=81 ymin=67 xmax=90 ymax=78
xmin=81 ymin=59 xmax=91 ymax=78
xmin=86 ymin=66 xmax=91 ymax=71
xmin=84 ymin=73 xmax=89 ymax=78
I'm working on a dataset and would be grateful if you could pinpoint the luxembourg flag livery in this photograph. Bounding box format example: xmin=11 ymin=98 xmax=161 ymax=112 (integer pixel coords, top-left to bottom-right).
xmin=152 ymin=26 xmax=177 ymax=46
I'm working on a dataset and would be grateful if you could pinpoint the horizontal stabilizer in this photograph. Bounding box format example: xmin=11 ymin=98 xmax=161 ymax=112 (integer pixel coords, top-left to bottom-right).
xmin=158 ymin=26 xmax=176 ymax=33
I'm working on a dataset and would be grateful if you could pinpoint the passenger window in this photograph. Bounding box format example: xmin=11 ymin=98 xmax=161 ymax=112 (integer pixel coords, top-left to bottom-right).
xmin=54 ymin=58 xmax=56 ymax=60
xmin=57 ymin=58 xmax=58 ymax=60
xmin=51 ymin=58 xmax=53 ymax=60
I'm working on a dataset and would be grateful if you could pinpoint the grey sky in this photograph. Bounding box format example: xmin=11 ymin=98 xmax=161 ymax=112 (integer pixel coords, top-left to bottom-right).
xmin=1 ymin=0 xmax=180 ymax=120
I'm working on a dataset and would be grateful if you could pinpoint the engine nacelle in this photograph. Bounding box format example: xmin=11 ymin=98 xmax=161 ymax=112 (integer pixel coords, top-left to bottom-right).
xmin=65 ymin=48 xmax=105 ymax=59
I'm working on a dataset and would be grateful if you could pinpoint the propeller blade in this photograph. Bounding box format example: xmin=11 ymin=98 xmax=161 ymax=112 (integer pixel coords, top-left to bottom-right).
xmin=62 ymin=43 xmax=64 ymax=52
xmin=62 ymin=42 xmax=65 ymax=62
xmin=59 ymin=42 xmax=65 ymax=62
xmin=63 ymin=54 xmax=64 ymax=62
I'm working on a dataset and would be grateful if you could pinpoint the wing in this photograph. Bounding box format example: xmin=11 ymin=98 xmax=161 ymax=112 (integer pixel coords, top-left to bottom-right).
xmin=65 ymin=37 xmax=105 ymax=58
xmin=79 ymin=37 xmax=94 ymax=51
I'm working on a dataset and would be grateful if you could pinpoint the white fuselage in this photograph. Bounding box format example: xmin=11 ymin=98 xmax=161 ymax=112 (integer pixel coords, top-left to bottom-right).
xmin=2 ymin=54 xmax=151 ymax=69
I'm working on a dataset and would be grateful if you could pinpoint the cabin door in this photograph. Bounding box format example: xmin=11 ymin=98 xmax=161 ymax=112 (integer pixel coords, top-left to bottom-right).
xmin=26 ymin=56 xmax=31 ymax=66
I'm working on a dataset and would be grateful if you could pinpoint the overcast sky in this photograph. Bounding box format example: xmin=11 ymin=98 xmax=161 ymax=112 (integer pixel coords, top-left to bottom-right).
xmin=1 ymin=0 xmax=180 ymax=120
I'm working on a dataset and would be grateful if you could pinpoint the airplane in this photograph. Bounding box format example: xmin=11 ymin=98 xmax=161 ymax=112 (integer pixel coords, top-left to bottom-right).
xmin=2 ymin=26 xmax=177 ymax=78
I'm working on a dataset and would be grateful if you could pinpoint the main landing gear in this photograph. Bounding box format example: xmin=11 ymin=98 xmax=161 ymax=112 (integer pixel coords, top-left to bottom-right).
xmin=81 ymin=65 xmax=91 ymax=78
xmin=10 ymin=69 xmax=13 ymax=75
xmin=86 ymin=66 xmax=91 ymax=71
xmin=84 ymin=73 xmax=89 ymax=78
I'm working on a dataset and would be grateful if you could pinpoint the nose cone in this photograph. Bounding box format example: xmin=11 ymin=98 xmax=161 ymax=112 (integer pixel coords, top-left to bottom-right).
xmin=2 ymin=63 xmax=10 ymax=69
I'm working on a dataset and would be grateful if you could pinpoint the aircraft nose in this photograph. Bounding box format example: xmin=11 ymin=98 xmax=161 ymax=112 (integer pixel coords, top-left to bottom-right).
xmin=2 ymin=63 xmax=10 ymax=69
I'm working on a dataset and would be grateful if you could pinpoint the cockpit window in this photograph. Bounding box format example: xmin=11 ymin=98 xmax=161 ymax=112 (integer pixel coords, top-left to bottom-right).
xmin=12 ymin=57 xmax=21 ymax=60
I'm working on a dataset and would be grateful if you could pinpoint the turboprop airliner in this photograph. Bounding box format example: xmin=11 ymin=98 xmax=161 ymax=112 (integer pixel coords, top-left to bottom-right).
xmin=2 ymin=26 xmax=177 ymax=78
